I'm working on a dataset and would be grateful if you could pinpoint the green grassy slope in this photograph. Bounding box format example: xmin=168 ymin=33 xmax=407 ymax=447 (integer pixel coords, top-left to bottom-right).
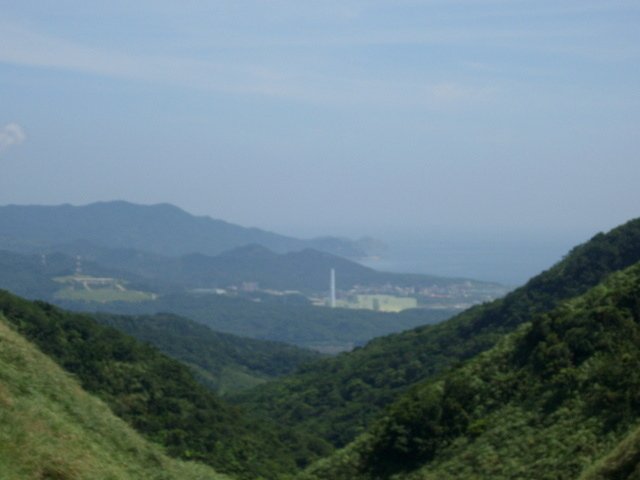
xmin=237 ymin=218 xmax=640 ymax=448
xmin=0 ymin=290 xmax=327 ymax=479
xmin=579 ymin=424 xmax=640 ymax=480
xmin=303 ymin=261 xmax=640 ymax=479
xmin=0 ymin=314 xmax=228 ymax=480
xmin=95 ymin=312 xmax=324 ymax=395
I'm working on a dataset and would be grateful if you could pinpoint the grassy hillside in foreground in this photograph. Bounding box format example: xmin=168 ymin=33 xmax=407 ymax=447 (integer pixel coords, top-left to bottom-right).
xmin=236 ymin=218 xmax=640 ymax=447
xmin=95 ymin=312 xmax=324 ymax=395
xmin=0 ymin=314 xmax=228 ymax=480
xmin=0 ymin=290 xmax=329 ymax=479
xmin=578 ymin=424 xmax=640 ymax=480
xmin=301 ymin=262 xmax=640 ymax=479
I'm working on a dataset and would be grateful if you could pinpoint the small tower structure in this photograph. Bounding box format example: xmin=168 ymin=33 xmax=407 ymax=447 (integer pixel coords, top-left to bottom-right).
xmin=75 ymin=255 xmax=83 ymax=277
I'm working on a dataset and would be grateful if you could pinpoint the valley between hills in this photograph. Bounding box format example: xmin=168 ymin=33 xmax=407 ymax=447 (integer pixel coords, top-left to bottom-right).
xmin=1 ymin=202 xmax=640 ymax=479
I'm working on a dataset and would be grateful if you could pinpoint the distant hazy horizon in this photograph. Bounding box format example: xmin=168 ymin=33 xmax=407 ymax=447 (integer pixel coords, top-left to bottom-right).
xmin=0 ymin=197 xmax=602 ymax=286
xmin=0 ymin=197 xmax=620 ymax=285
xmin=267 ymin=221 xmax=589 ymax=286
xmin=359 ymin=231 xmax=583 ymax=286
xmin=257 ymin=217 xmax=594 ymax=286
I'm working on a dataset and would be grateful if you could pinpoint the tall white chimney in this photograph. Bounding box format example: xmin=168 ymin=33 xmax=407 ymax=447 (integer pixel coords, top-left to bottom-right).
xmin=330 ymin=268 xmax=336 ymax=308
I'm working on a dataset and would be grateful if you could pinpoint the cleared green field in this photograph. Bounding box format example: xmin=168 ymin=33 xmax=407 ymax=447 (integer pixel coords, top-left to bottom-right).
xmin=54 ymin=287 xmax=155 ymax=303
xmin=53 ymin=276 xmax=155 ymax=303
xmin=338 ymin=294 xmax=418 ymax=312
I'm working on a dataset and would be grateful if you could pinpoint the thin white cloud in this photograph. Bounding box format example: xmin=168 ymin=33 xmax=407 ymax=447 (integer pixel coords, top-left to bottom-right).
xmin=7 ymin=2 xmax=626 ymax=109
xmin=0 ymin=21 xmax=495 ymax=109
xmin=0 ymin=123 xmax=27 ymax=154
xmin=0 ymin=22 xmax=154 ymax=79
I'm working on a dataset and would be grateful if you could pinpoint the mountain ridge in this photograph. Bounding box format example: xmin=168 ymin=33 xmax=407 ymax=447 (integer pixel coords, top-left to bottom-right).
xmin=0 ymin=200 xmax=375 ymax=258
xmin=3 ymin=216 xmax=640 ymax=478
xmin=237 ymin=217 xmax=640 ymax=448
xmin=302 ymin=260 xmax=640 ymax=479
xmin=0 ymin=247 xmax=458 ymax=351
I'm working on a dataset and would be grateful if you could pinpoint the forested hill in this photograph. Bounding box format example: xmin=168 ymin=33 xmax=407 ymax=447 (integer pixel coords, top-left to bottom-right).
xmin=0 ymin=290 xmax=329 ymax=479
xmin=303 ymin=261 xmax=640 ymax=479
xmin=95 ymin=312 xmax=324 ymax=394
xmin=237 ymin=217 xmax=640 ymax=448
xmin=0 ymin=201 xmax=372 ymax=258
xmin=177 ymin=244 xmax=493 ymax=291
xmin=0 ymin=233 xmax=502 ymax=296
xmin=0 ymin=310 xmax=228 ymax=480
xmin=181 ymin=244 xmax=373 ymax=290
xmin=103 ymin=242 xmax=497 ymax=292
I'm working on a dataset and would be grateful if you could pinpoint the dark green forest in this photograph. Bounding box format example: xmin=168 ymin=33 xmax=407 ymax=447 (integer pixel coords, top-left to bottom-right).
xmin=303 ymin=261 xmax=640 ymax=479
xmin=0 ymin=291 xmax=329 ymax=479
xmin=95 ymin=312 xmax=323 ymax=394
xmin=237 ymin=217 xmax=640 ymax=448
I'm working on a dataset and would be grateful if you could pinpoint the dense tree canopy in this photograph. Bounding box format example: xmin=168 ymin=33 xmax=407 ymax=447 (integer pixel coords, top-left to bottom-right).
xmin=237 ymin=218 xmax=640 ymax=449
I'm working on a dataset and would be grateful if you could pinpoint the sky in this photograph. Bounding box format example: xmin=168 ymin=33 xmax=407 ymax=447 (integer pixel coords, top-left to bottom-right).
xmin=1 ymin=0 xmax=639 ymax=249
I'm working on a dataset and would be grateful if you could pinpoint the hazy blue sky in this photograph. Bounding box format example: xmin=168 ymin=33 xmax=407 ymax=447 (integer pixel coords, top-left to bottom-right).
xmin=1 ymin=1 xmax=639 ymax=242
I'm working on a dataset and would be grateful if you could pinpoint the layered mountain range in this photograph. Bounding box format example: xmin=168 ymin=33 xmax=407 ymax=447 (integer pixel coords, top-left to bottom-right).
xmin=0 ymin=201 xmax=506 ymax=351
xmin=0 ymin=201 xmax=379 ymax=258
xmin=1 ymin=211 xmax=640 ymax=479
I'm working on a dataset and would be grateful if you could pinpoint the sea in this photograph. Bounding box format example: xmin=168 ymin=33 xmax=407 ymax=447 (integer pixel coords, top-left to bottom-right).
xmin=358 ymin=231 xmax=589 ymax=287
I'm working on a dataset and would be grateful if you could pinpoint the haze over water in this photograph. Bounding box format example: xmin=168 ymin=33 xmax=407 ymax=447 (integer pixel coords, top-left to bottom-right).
xmin=360 ymin=232 xmax=581 ymax=286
